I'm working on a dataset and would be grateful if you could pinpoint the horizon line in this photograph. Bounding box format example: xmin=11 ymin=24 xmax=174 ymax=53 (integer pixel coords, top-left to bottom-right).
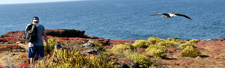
xmin=0 ymin=0 xmax=88 ymax=5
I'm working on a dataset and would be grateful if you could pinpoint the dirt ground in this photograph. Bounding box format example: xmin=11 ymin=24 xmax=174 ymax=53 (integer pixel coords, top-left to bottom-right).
xmin=0 ymin=43 xmax=28 ymax=66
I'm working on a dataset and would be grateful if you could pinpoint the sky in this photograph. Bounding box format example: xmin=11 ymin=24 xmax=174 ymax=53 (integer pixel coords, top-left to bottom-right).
xmin=0 ymin=0 xmax=83 ymax=4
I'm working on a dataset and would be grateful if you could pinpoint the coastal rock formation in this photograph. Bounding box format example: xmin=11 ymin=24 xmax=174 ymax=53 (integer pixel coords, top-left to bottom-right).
xmin=45 ymin=29 xmax=87 ymax=37
xmin=0 ymin=29 xmax=134 ymax=45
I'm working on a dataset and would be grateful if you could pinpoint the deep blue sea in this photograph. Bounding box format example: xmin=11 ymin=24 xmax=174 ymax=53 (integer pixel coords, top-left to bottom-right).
xmin=0 ymin=0 xmax=225 ymax=40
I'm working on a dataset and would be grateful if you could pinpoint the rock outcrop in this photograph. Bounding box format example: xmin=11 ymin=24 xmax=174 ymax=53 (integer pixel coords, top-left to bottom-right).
xmin=0 ymin=29 xmax=134 ymax=45
xmin=45 ymin=29 xmax=87 ymax=38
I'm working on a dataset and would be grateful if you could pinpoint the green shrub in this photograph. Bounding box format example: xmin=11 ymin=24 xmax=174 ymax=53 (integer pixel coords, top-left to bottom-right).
xmin=167 ymin=38 xmax=183 ymax=44
xmin=132 ymin=40 xmax=150 ymax=48
xmin=44 ymin=38 xmax=62 ymax=55
xmin=91 ymin=41 xmax=103 ymax=47
xmin=189 ymin=39 xmax=200 ymax=43
xmin=126 ymin=53 xmax=153 ymax=67
xmin=179 ymin=42 xmax=194 ymax=50
xmin=109 ymin=44 xmax=133 ymax=56
xmin=148 ymin=37 xmax=165 ymax=45
xmin=124 ymin=43 xmax=134 ymax=50
xmin=101 ymin=52 xmax=111 ymax=57
xmin=36 ymin=49 xmax=114 ymax=68
xmin=88 ymin=56 xmax=114 ymax=68
xmin=181 ymin=46 xmax=201 ymax=57
xmin=108 ymin=44 xmax=124 ymax=56
xmin=111 ymin=44 xmax=133 ymax=50
xmin=167 ymin=38 xmax=182 ymax=43
xmin=156 ymin=41 xmax=178 ymax=48
xmin=146 ymin=46 xmax=166 ymax=58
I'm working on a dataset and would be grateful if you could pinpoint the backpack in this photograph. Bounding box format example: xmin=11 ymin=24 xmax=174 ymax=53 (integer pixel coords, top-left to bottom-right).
xmin=23 ymin=23 xmax=37 ymax=42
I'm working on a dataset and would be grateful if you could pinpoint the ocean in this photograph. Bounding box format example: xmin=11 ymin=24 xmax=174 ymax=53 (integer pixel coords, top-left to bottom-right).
xmin=0 ymin=0 xmax=225 ymax=40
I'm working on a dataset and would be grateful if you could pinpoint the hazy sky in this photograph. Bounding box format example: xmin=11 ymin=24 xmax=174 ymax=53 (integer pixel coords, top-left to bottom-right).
xmin=0 ymin=0 xmax=83 ymax=4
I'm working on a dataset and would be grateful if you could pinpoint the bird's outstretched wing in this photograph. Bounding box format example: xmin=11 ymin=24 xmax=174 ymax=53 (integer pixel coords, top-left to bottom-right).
xmin=146 ymin=13 xmax=166 ymax=17
xmin=175 ymin=13 xmax=192 ymax=20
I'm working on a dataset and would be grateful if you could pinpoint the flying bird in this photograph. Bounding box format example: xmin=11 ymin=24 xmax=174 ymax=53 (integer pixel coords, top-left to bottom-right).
xmin=147 ymin=13 xmax=192 ymax=20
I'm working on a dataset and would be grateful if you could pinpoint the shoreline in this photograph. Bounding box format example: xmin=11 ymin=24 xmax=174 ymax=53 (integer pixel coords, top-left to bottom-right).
xmin=1 ymin=29 xmax=224 ymax=42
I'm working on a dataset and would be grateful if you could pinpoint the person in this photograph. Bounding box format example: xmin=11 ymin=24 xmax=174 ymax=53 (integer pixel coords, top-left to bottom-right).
xmin=52 ymin=44 xmax=62 ymax=62
xmin=27 ymin=16 xmax=50 ymax=65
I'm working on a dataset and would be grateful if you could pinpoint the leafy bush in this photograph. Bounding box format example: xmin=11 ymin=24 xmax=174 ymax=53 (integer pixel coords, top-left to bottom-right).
xmin=179 ymin=42 xmax=194 ymax=50
xmin=101 ymin=52 xmax=111 ymax=57
xmin=111 ymin=44 xmax=133 ymax=50
xmin=156 ymin=41 xmax=178 ymax=49
xmin=124 ymin=43 xmax=134 ymax=50
xmin=88 ymin=56 xmax=114 ymax=68
xmin=148 ymin=37 xmax=165 ymax=45
xmin=110 ymin=44 xmax=124 ymax=50
xmin=108 ymin=44 xmax=133 ymax=56
xmin=91 ymin=41 xmax=103 ymax=47
xmin=181 ymin=46 xmax=201 ymax=57
xmin=189 ymin=39 xmax=200 ymax=43
xmin=126 ymin=53 xmax=153 ymax=67
xmin=44 ymin=38 xmax=62 ymax=55
xmin=167 ymin=38 xmax=182 ymax=43
xmin=35 ymin=49 xmax=114 ymax=68
xmin=146 ymin=46 xmax=166 ymax=58
xmin=132 ymin=40 xmax=149 ymax=48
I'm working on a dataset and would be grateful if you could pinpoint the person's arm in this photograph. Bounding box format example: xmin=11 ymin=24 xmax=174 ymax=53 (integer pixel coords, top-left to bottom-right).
xmin=43 ymin=31 xmax=50 ymax=50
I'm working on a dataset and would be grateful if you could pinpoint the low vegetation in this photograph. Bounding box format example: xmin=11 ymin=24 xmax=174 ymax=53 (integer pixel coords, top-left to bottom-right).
xmin=0 ymin=37 xmax=203 ymax=68
xmin=36 ymin=49 xmax=114 ymax=68
xmin=132 ymin=40 xmax=149 ymax=48
xmin=126 ymin=53 xmax=153 ymax=67
xmin=44 ymin=38 xmax=62 ymax=55
xmin=181 ymin=46 xmax=201 ymax=57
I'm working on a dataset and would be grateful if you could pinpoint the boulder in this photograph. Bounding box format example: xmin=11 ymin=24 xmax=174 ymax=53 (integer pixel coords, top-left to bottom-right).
xmin=45 ymin=29 xmax=87 ymax=38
